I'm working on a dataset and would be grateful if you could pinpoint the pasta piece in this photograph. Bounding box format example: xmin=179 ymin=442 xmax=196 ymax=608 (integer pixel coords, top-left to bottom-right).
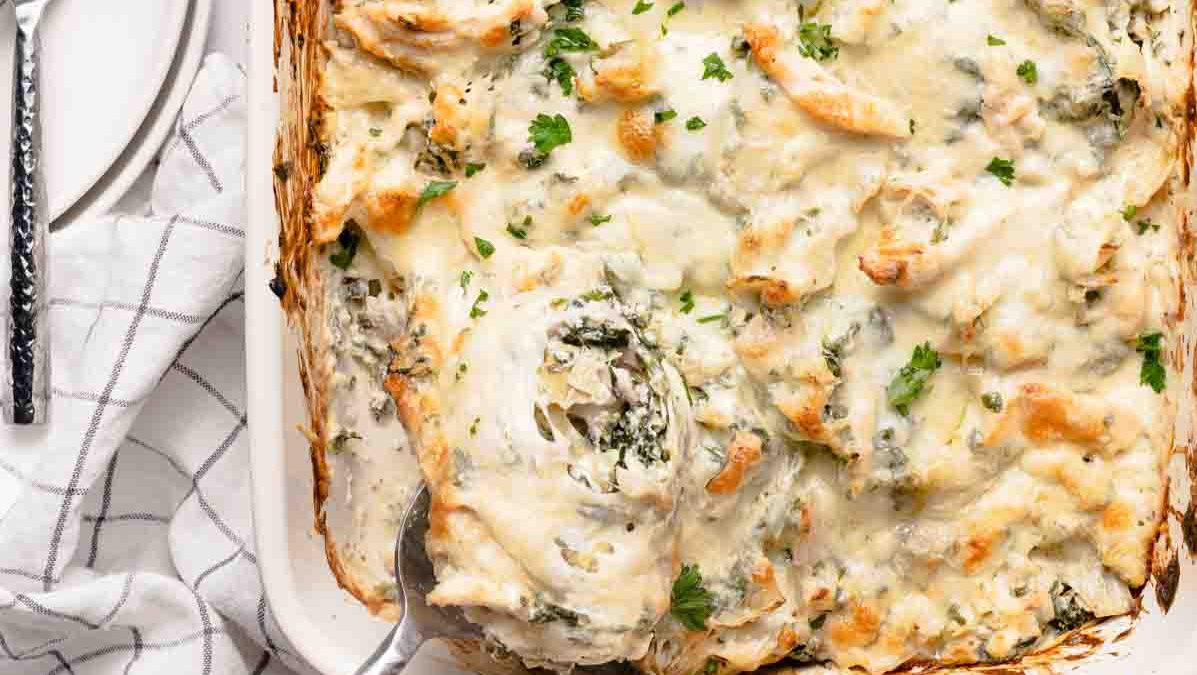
xmin=744 ymin=23 xmax=911 ymax=139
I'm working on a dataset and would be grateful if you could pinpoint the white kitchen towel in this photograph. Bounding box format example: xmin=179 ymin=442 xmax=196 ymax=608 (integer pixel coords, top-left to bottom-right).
xmin=0 ymin=54 xmax=309 ymax=675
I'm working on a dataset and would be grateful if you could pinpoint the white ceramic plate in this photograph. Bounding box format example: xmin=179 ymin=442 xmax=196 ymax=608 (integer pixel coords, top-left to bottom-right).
xmin=60 ymin=0 xmax=213 ymax=223
xmin=0 ymin=0 xmax=190 ymax=220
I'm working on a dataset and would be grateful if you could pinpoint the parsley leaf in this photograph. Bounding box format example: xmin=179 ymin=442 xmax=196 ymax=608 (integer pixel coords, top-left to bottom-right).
xmin=1136 ymin=332 xmax=1166 ymax=393
xmin=686 ymin=116 xmax=707 ymax=130
xmin=887 ymin=342 xmax=942 ymax=415
xmin=474 ymin=236 xmax=496 ymax=259
xmin=470 ymin=289 xmax=490 ymax=319
xmin=562 ymin=0 xmax=584 ymax=21
xmin=460 ymin=270 xmax=473 ymax=291
xmin=633 ymin=0 xmax=653 ymax=13
xmin=507 ymin=216 xmax=531 ymax=240
xmin=797 ymin=22 xmax=838 ymax=61
xmin=588 ymin=213 xmax=612 ymax=226
xmin=529 ymin=113 xmax=573 ymax=155
xmin=465 ymin=162 xmax=486 ymax=178
xmin=981 ymin=391 xmax=1003 ymax=412
xmin=1121 ymin=204 xmax=1138 ymax=221
xmin=679 ymin=290 xmax=695 ymax=314
xmin=368 ymin=127 xmax=383 ymax=137
xmin=329 ymin=223 xmax=360 ymax=270
xmin=985 ymin=157 xmax=1015 ymax=186
xmin=1137 ymin=219 xmax=1160 ymax=235
xmin=702 ymin=53 xmax=734 ymax=81
xmin=655 ymin=109 xmax=678 ymax=123
xmin=545 ymin=27 xmax=597 ymax=57
xmin=667 ymin=1 xmax=685 ymax=16
xmin=544 ymin=57 xmax=577 ymax=96
xmin=987 ymin=34 xmax=1006 ymax=46
xmin=1016 ymin=59 xmax=1038 ymax=84
xmin=417 ymin=180 xmax=457 ymax=207
xmin=670 ymin=564 xmax=715 ymax=631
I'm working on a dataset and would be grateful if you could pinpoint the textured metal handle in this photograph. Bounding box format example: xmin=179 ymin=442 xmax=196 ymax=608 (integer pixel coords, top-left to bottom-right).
xmin=7 ymin=15 xmax=49 ymax=425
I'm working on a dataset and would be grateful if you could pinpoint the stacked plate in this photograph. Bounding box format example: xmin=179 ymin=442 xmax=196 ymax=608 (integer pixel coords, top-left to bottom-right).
xmin=0 ymin=0 xmax=213 ymax=223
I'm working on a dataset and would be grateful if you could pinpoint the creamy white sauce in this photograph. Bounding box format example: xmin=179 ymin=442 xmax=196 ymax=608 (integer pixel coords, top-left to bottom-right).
xmin=316 ymin=0 xmax=1181 ymax=672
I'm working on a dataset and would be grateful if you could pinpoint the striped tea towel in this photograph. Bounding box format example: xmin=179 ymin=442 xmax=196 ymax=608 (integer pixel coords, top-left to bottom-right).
xmin=0 ymin=54 xmax=310 ymax=675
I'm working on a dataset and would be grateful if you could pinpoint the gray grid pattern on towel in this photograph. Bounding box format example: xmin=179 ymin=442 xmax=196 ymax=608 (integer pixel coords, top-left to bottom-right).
xmin=0 ymin=54 xmax=307 ymax=675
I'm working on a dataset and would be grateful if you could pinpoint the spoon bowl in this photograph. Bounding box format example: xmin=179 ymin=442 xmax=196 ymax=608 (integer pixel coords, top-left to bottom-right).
xmin=356 ymin=484 xmax=482 ymax=675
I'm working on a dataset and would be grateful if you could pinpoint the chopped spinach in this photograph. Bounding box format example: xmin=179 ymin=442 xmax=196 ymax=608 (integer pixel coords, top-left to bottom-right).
xmin=329 ymin=222 xmax=361 ymax=270
xmin=1048 ymin=581 xmax=1095 ymax=632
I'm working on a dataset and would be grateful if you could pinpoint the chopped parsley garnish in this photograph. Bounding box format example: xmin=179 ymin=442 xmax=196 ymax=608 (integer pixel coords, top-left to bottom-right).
xmin=469 ymin=416 xmax=480 ymax=435
xmin=562 ymin=0 xmax=584 ymax=21
xmin=655 ymin=109 xmax=678 ymax=123
xmin=797 ymin=22 xmax=838 ymax=61
xmin=679 ymin=290 xmax=695 ymax=314
xmin=667 ymin=1 xmax=685 ymax=16
xmin=544 ymin=57 xmax=577 ymax=96
xmin=417 ymin=180 xmax=457 ymax=207
xmin=507 ymin=216 xmax=532 ymax=239
xmin=580 ymin=288 xmax=614 ymax=302
xmin=456 ymin=362 xmax=468 ymax=381
xmin=987 ymin=34 xmax=1006 ymax=46
xmin=909 ymin=118 xmax=917 ymax=135
xmin=702 ymin=658 xmax=721 ymax=675
xmin=470 ymin=289 xmax=490 ymax=319
xmin=368 ymin=127 xmax=382 ymax=137
xmin=329 ymin=224 xmax=360 ymax=270
xmin=686 ymin=116 xmax=707 ymax=130
xmin=1121 ymin=204 xmax=1138 ymax=221
xmin=985 ymin=157 xmax=1015 ymax=186
xmin=474 ymin=236 xmax=496 ymax=259
xmin=1136 ymin=332 xmax=1166 ymax=393
xmin=1016 ymin=59 xmax=1038 ymax=84
xmin=670 ymin=564 xmax=715 ymax=631
xmin=1137 ymin=219 xmax=1160 ymax=234
xmin=464 ymin=162 xmax=486 ymax=178
xmin=529 ymin=113 xmax=573 ymax=155
xmin=809 ymin=613 xmax=828 ymax=630
xmin=887 ymin=342 xmax=942 ymax=414
xmin=697 ymin=313 xmax=726 ymax=324
xmin=368 ymin=279 xmax=382 ymax=297
xmin=588 ymin=213 xmax=612 ymax=226
xmin=701 ymin=53 xmax=734 ymax=82
xmin=459 ymin=270 xmax=473 ymax=291
xmin=633 ymin=0 xmax=653 ymax=13
xmin=544 ymin=27 xmax=598 ymax=57
xmin=981 ymin=391 xmax=1004 ymax=412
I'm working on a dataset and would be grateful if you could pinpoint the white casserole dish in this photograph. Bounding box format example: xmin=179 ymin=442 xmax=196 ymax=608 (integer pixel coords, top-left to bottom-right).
xmin=245 ymin=2 xmax=1197 ymax=674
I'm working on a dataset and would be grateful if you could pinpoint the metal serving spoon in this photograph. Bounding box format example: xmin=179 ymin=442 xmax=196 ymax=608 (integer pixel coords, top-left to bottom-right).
xmin=355 ymin=484 xmax=482 ymax=675
xmin=356 ymin=484 xmax=638 ymax=675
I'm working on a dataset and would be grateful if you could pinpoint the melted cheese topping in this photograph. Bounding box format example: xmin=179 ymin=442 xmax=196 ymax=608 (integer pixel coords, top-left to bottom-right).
xmin=316 ymin=0 xmax=1183 ymax=672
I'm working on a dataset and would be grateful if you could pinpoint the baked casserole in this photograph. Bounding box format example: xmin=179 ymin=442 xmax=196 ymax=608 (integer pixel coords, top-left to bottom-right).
xmin=279 ymin=0 xmax=1190 ymax=672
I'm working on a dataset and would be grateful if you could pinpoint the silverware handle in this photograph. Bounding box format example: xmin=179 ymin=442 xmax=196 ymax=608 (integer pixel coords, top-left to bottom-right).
xmin=7 ymin=18 xmax=49 ymax=425
xmin=355 ymin=621 xmax=425 ymax=675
